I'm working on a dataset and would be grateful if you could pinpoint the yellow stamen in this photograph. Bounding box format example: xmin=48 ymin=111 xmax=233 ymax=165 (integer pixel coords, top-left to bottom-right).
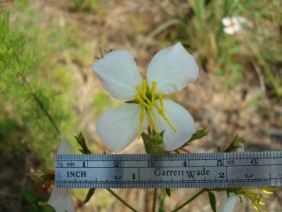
xmin=160 ymin=112 xmax=176 ymax=132
xmin=151 ymin=81 xmax=157 ymax=105
xmin=138 ymin=110 xmax=145 ymax=139
xmin=135 ymin=95 xmax=149 ymax=108
xmin=135 ymin=80 xmax=177 ymax=134
xmin=148 ymin=116 xmax=157 ymax=132
xmin=136 ymin=86 xmax=144 ymax=96
xmin=158 ymin=94 xmax=164 ymax=111
xmin=157 ymin=93 xmax=176 ymax=132
xmin=142 ymin=79 xmax=147 ymax=97
xmin=136 ymin=85 xmax=153 ymax=105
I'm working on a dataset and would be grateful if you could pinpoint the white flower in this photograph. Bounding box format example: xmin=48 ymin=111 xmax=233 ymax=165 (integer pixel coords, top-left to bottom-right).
xmin=222 ymin=16 xmax=246 ymax=35
xmin=219 ymin=144 xmax=244 ymax=212
xmin=92 ymin=42 xmax=199 ymax=152
xmin=48 ymin=139 xmax=74 ymax=212
xmin=219 ymin=192 xmax=238 ymax=212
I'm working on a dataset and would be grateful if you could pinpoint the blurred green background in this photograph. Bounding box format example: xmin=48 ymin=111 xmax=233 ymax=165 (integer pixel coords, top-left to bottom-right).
xmin=0 ymin=0 xmax=281 ymax=211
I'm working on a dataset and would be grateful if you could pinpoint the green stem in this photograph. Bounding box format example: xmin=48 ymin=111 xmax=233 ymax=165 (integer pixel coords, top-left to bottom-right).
xmin=172 ymin=189 xmax=206 ymax=212
xmin=106 ymin=189 xmax=137 ymax=212
xmin=152 ymin=188 xmax=158 ymax=212
xmin=244 ymin=38 xmax=281 ymax=98
xmin=142 ymin=19 xmax=179 ymax=43
xmin=22 ymin=77 xmax=61 ymax=135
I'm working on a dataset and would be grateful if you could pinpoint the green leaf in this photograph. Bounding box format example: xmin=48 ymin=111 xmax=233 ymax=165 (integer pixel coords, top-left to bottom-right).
xmin=158 ymin=196 xmax=166 ymax=212
xmin=189 ymin=128 xmax=208 ymax=141
xmin=21 ymin=188 xmax=37 ymax=207
xmin=84 ymin=188 xmax=96 ymax=203
xmin=21 ymin=188 xmax=55 ymax=211
xmin=208 ymin=191 xmax=216 ymax=212
xmin=74 ymin=132 xmax=92 ymax=154
xmin=181 ymin=128 xmax=208 ymax=148
xmin=193 ymin=0 xmax=205 ymax=35
xmin=223 ymin=135 xmax=245 ymax=152
xmin=165 ymin=188 xmax=171 ymax=197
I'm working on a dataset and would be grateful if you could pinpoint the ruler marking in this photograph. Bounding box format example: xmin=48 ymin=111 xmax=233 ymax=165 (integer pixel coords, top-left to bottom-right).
xmin=53 ymin=163 xmax=282 ymax=169
xmin=56 ymin=156 xmax=282 ymax=161
xmin=55 ymin=179 xmax=279 ymax=188
xmin=56 ymin=155 xmax=282 ymax=161
xmin=56 ymin=178 xmax=281 ymax=186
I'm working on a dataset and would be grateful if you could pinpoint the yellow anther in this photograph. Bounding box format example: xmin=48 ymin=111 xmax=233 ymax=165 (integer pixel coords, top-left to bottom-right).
xmin=142 ymin=79 xmax=147 ymax=97
xmin=253 ymin=205 xmax=259 ymax=211
xmin=258 ymin=201 xmax=265 ymax=206
xmin=262 ymin=189 xmax=273 ymax=195
xmin=135 ymin=95 xmax=149 ymax=108
xmin=151 ymin=81 xmax=157 ymax=105
xmin=138 ymin=110 xmax=145 ymax=139
xmin=261 ymin=186 xmax=276 ymax=193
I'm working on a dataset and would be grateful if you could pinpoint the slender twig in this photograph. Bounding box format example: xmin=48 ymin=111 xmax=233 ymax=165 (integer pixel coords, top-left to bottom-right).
xmin=252 ymin=60 xmax=266 ymax=93
xmin=152 ymin=188 xmax=158 ymax=212
xmin=0 ymin=191 xmax=18 ymax=197
xmin=18 ymin=155 xmax=28 ymax=211
xmin=106 ymin=189 xmax=137 ymax=212
xmin=21 ymin=77 xmax=61 ymax=135
xmin=138 ymin=19 xmax=179 ymax=46
xmin=172 ymin=189 xmax=206 ymax=212
xmin=246 ymin=40 xmax=281 ymax=98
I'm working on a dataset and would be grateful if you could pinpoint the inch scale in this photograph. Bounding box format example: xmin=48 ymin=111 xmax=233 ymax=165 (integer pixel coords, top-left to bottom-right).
xmin=55 ymin=151 xmax=282 ymax=189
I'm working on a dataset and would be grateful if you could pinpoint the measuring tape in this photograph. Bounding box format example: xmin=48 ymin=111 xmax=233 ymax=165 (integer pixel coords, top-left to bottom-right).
xmin=55 ymin=151 xmax=282 ymax=189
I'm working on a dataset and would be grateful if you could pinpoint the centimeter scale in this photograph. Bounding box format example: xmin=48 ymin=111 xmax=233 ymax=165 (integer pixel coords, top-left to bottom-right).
xmin=55 ymin=151 xmax=282 ymax=189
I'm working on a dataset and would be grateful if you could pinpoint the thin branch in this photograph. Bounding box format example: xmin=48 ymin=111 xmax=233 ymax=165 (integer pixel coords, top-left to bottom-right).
xmin=172 ymin=189 xmax=206 ymax=212
xmin=21 ymin=77 xmax=61 ymax=135
xmin=106 ymin=189 xmax=137 ymax=212
xmin=152 ymin=188 xmax=158 ymax=212
xmin=252 ymin=60 xmax=265 ymax=93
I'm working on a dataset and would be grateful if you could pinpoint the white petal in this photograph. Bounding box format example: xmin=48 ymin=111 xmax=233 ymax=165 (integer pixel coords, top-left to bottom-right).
xmin=96 ymin=104 xmax=149 ymax=152
xmin=224 ymin=27 xmax=236 ymax=35
xmin=57 ymin=139 xmax=74 ymax=154
xmin=146 ymin=42 xmax=199 ymax=95
xmin=48 ymin=188 xmax=74 ymax=212
xmin=92 ymin=50 xmax=143 ymax=101
xmin=234 ymin=16 xmax=247 ymax=23
xmin=49 ymin=140 xmax=74 ymax=211
xmin=152 ymin=100 xmax=195 ymax=151
xmin=222 ymin=17 xmax=232 ymax=26
xmin=219 ymin=192 xmax=238 ymax=212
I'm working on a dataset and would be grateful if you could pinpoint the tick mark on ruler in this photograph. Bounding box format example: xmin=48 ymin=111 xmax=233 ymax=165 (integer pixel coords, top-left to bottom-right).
xmin=67 ymin=162 xmax=75 ymax=167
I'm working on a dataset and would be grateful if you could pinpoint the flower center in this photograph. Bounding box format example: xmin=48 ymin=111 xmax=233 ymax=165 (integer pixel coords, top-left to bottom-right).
xmin=230 ymin=19 xmax=237 ymax=28
xmin=135 ymin=79 xmax=176 ymax=138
